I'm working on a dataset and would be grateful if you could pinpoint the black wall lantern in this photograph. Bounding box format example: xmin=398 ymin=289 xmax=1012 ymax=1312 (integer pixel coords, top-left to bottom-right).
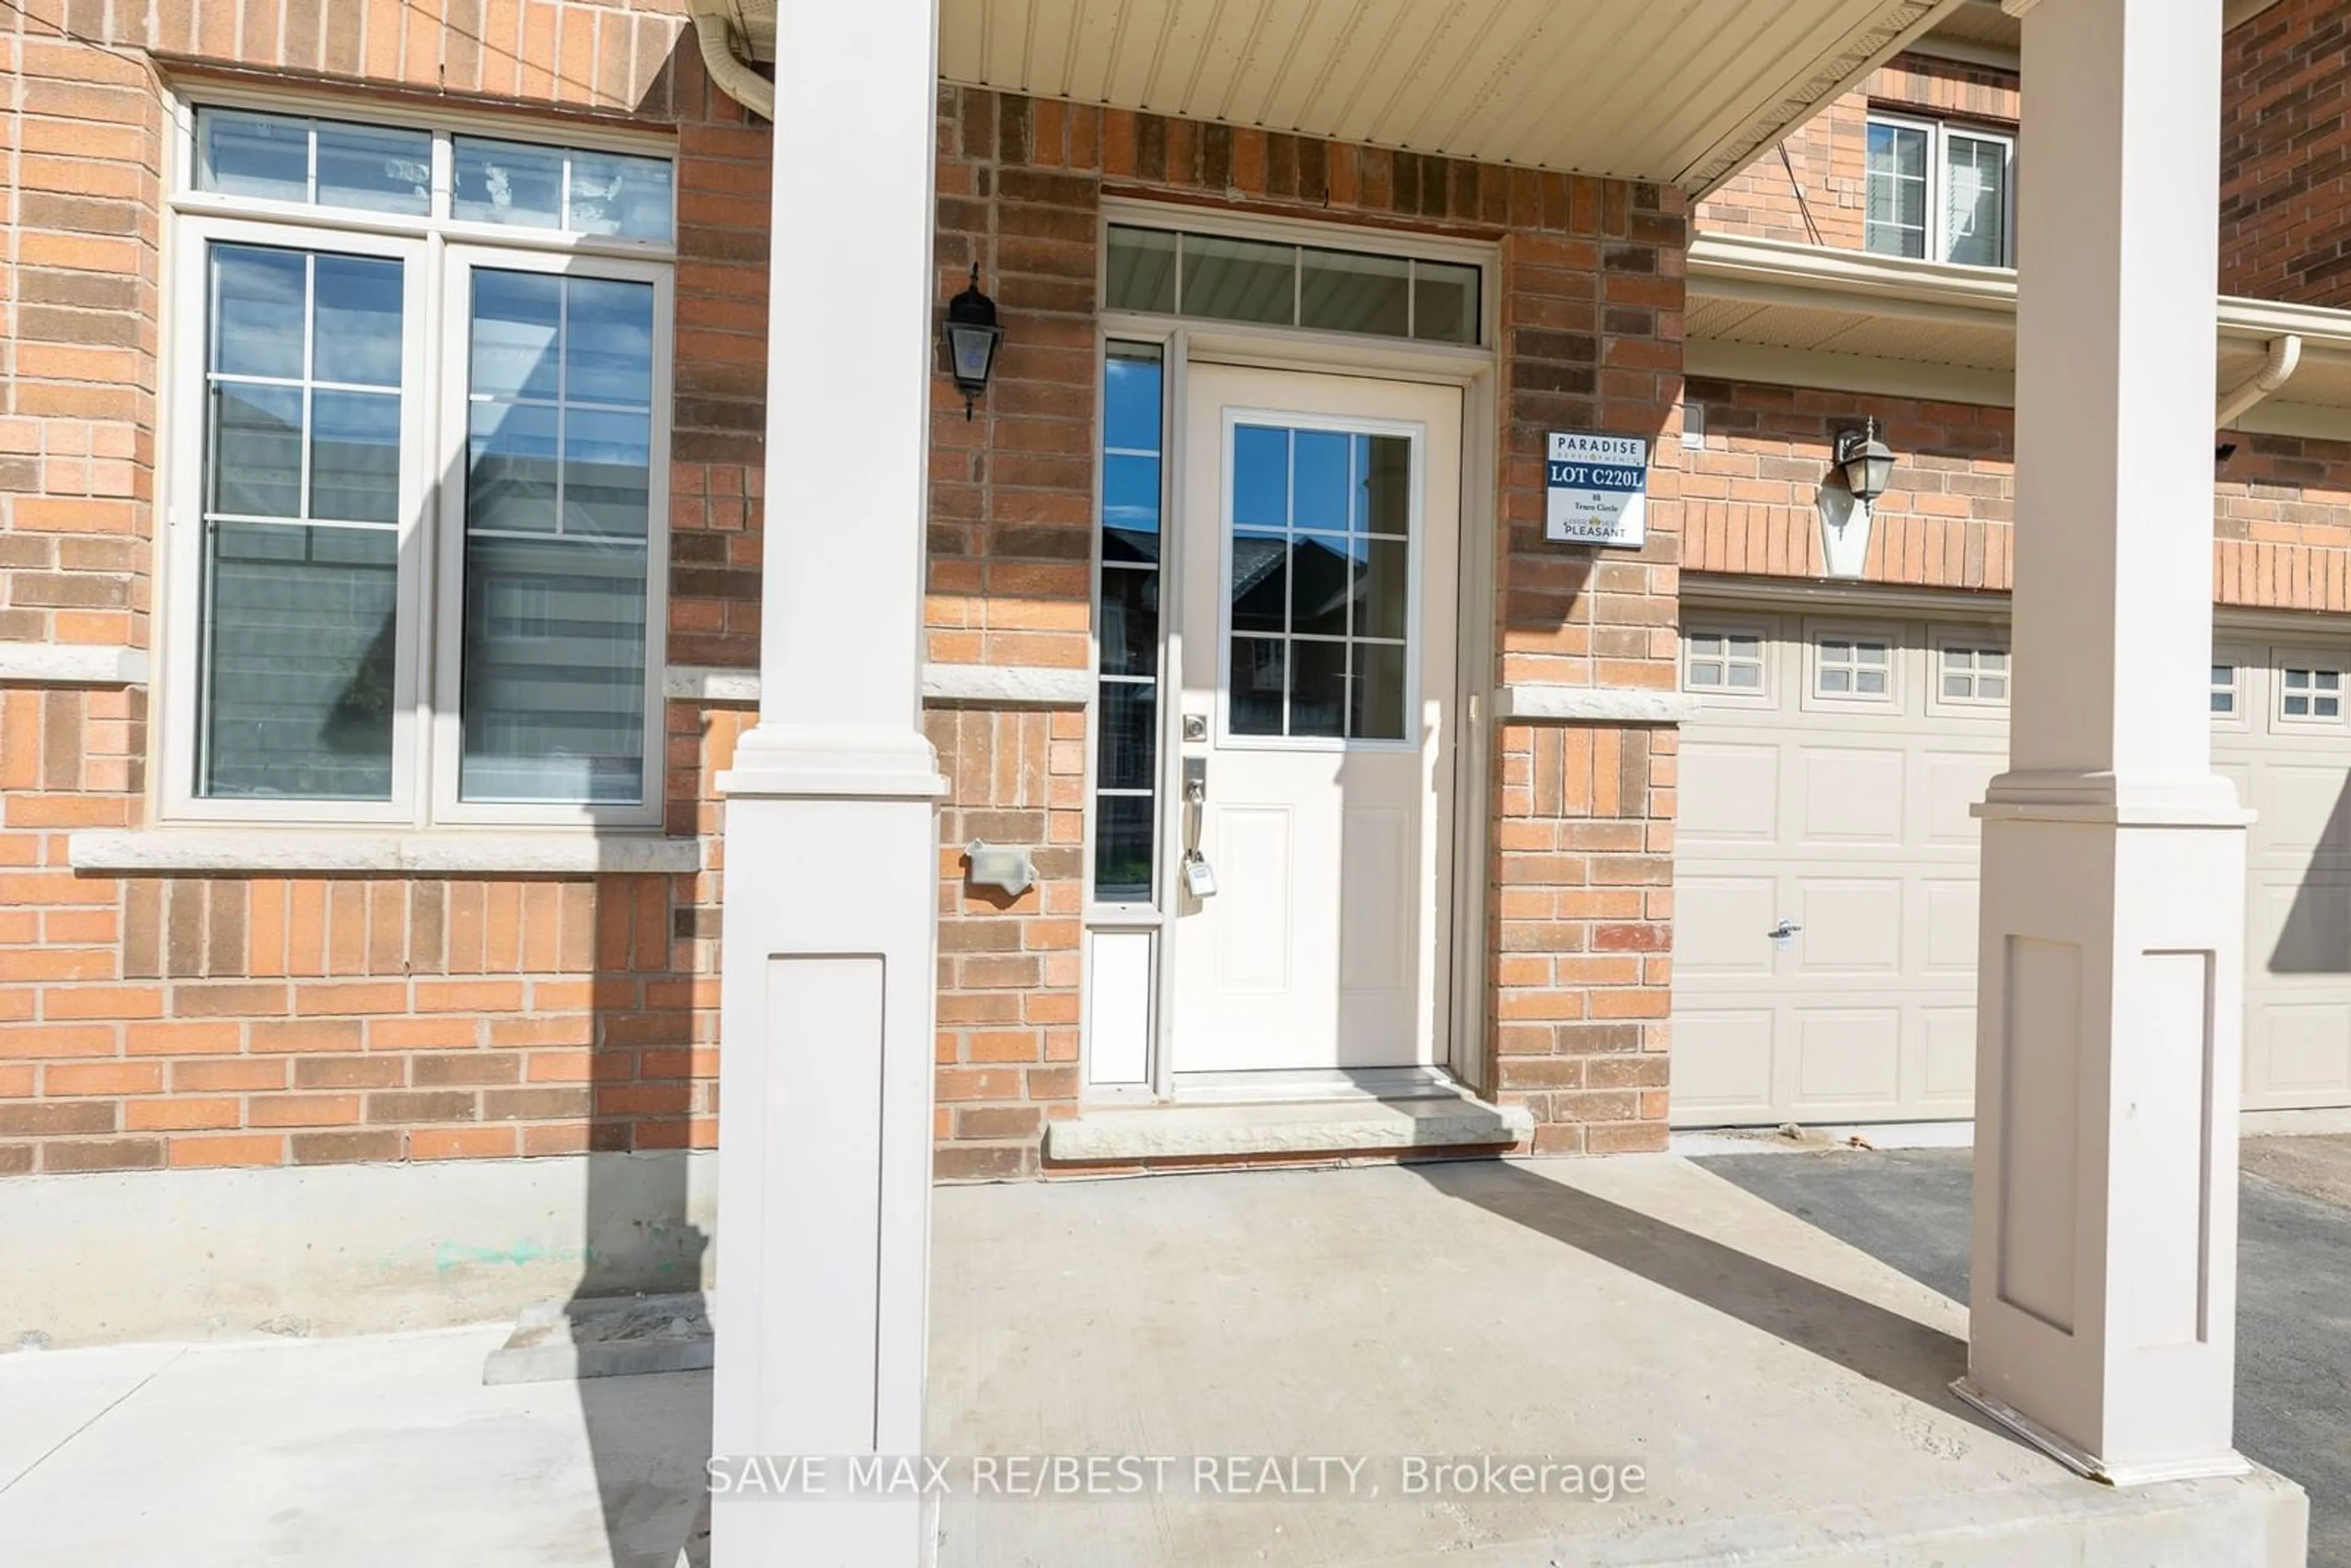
xmin=1833 ymin=416 xmax=1896 ymax=505
xmin=943 ymin=265 xmax=1003 ymax=419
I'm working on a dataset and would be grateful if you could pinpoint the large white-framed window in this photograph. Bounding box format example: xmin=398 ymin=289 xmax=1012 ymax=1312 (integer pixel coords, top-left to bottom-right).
xmin=1864 ymin=113 xmax=2015 ymax=268
xmin=160 ymin=100 xmax=675 ymax=828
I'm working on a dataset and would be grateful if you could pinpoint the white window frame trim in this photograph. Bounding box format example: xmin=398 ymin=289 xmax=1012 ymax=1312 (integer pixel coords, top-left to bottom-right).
xmin=1212 ymin=404 xmax=1428 ymax=755
xmin=430 ymin=244 xmax=675 ymax=828
xmin=1865 ymin=110 xmax=2017 ymax=269
xmin=163 ymin=84 xmax=678 ymax=264
xmin=160 ymin=214 xmax=435 ymax=827
xmin=1097 ymin=196 xmax=1501 ymax=357
xmin=156 ymin=96 xmax=677 ymax=831
xmin=1807 ymin=624 xmax=1900 ymax=707
xmin=1801 ymin=618 xmax=1907 ymax=716
xmin=1681 ymin=618 xmax=1777 ymax=708
xmin=2272 ymin=650 xmax=2348 ymax=729
xmin=2211 ymin=644 xmax=2255 ymax=732
xmin=1928 ymin=627 xmax=2012 ymax=715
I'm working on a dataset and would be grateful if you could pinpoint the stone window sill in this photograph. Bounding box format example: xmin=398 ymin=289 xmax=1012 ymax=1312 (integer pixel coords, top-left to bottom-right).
xmin=1492 ymin=685 xmax=1701 ymax=724
xmin=66 ymin=829 xmax=702 ymax=877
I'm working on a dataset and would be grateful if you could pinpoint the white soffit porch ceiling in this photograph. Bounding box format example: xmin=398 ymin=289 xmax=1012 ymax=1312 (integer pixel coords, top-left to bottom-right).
xmin=1687 ymin=234 xmax=2351 ymax=442
xmin=927 ymin=0 xmax=1963 ymax=192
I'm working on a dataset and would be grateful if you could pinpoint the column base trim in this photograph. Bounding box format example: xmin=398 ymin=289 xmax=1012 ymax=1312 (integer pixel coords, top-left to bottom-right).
xmin=716 ymin=722 xmax=947 ymax=801
xmin=1974 ymin=768 xmax=2255 ymax=827
xmin=1951 ymin=1378 xmax=2252 ymax=1487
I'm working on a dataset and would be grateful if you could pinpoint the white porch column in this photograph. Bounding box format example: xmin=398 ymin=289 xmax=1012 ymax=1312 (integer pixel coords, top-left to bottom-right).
xmin=711 ymin=0 xmax=943 ymax=1559
xmin=1963 ymin=0 xmax=2248 ymax=1483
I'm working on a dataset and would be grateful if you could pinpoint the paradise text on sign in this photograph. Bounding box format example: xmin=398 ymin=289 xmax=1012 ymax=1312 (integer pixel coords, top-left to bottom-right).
xmin=1545 ymin=431 xmax=1649 ymax=548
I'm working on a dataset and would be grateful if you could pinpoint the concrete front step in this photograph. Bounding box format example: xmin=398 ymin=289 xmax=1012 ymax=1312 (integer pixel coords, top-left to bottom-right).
xmin=1041 ymin=1092 xmax=1533 ymax=1164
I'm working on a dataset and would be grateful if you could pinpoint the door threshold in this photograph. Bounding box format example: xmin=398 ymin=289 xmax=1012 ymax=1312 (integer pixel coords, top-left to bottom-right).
xmin=1044 ymin=1078 xmax=1530 ymax=1165
xmin=1166 ymin=1066 xmax=1466 ymax=1106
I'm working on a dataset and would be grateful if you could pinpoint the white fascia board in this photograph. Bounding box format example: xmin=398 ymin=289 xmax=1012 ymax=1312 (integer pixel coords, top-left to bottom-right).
xmin=0 ymin=643 xmax=149 ymax=686
xmin=69 ymin=830 xmax=703 ymax=876
xmin=1690 ymin=233 xmax=2019 ymax=318
xmin=1493 ymin=685 xmax=1701 ymax=725
xmin=1685 ymin=339 xmax=2014 ymax=407
xmin=1689 ymin=234 xmax=2351 ymax=438
xmin=2229 ymin=400 xmax=2351 ymax=442
xmin=1695 ymin=234 xmax=2351 ymax=355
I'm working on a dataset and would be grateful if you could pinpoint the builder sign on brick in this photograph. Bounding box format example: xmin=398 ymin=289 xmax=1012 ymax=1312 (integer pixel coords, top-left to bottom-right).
xmin=1544 ymin=432 xmax=1650 ymax=547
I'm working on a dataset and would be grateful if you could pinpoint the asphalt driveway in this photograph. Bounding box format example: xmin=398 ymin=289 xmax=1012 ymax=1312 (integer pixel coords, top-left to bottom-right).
xmin=1698 ymin=1136 xmax=2351 ymax=1567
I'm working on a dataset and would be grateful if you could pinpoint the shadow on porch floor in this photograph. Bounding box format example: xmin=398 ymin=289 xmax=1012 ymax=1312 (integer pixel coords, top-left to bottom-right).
xmin=0 ymin=1155 xmax=2304 ymax=1566
xmin=928 ymin=1155 xmax=2304 ymax=1566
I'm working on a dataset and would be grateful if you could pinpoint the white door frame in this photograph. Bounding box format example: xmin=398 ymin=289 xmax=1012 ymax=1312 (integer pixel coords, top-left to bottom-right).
xmin=1084 ymin=209 xmax=1499 ymax=1103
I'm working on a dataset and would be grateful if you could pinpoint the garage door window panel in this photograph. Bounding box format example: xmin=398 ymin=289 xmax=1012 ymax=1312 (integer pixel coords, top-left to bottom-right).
xmin=2211 ymin=650 xmax=2252 ymax=732
xmin=1813 ymin=634 xmax=1895 ymax=702
xmin=2278 ymin=660 xmax=2344 ymax=726
xmin=1802 ymin=622 xmax=1905 ymax=716
xmin=1930 ymin=634 xmax=2009 ymax=715
xmin=1683 ymin=624 xmax=1772 ymax=707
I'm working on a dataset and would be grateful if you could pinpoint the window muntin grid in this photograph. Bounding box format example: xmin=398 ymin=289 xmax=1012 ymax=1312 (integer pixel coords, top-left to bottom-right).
xmin=1940 ymin=643 xmax=2009 ymax=705
xmin=2211 ymin=662 xmax=2240 ymax=716
xmin=198 ymin=242 xmax=405 ymax=800
xmin=1864 ymin=114 xmax=2014 ymax=268
xmin=1092 ymin=343 xmax=1166 ymax=903
xmin=1684 ymin=630 xmax=1766 ymax=694
xmin=1104 ymin=223 xmax=1482 ymax=346
xmin=1815 ymin=635 xmax=1892 ymax=699
xmin=2281 ymin=666 xmax=2344 ymax=721
xmin=1224 ymin=422 xmax=1414 ymax=743
xmin=193 ymin=107 xmax=674 ymax=242
xmin=457 ymin=269 xmax=656 ymax=805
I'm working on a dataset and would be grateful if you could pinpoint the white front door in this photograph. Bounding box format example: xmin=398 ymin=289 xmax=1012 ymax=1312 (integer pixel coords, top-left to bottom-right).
xmin=1168 ymin=363 xmax=1461 ymax=1074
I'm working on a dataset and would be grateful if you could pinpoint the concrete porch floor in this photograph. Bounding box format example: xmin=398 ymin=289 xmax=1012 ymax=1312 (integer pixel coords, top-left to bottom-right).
xmin=0 ymin=1155 xmax=2309 ymax=1566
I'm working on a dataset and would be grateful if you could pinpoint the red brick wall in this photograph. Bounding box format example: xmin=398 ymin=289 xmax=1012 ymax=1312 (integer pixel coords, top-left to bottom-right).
xmin=2219 ymin=0 xmax=2351 ymax=306
xmin=1485 ymin=208 xmax=1685 ymax=1156
xmin=2 ymin=31 xmax=159 ymax=655
xmin=925 ymin=88 xmax=1690 ymax=1167
xmin=0 ymin=4 xmax=763 ymax=1174
xmin=1681 ymin=377 xmax=2351 ymax=612
xmin=926 ymin=707 xmax=1085 ymax=1180
xmin=1698 ymin=90 xmax=1867 ymax=250
xmin=0 ymin=688 xmax=751 ymax=1175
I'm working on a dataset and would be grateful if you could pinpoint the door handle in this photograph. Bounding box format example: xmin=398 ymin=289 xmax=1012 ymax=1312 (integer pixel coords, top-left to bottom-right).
xmin=1768 ymin=919 xmax=1801 ymax=943
xmin=1179 ymin=756 xmax=1215 ymax=898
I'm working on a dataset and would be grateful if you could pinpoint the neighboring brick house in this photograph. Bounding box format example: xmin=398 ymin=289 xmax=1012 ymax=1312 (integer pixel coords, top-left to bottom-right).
xmin=2 ymin=0 xmax=2349 ymax=1342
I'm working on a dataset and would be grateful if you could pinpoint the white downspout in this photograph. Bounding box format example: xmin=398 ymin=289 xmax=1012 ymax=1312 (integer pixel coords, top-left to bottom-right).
xmin=688 ymin=0 xmax=774 ymax=121
xmin=2216 ymin=333 xmax=2302 ymax=428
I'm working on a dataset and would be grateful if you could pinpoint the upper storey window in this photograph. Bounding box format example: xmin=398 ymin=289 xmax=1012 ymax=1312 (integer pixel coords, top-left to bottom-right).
xmin=1864 ymin=114 xmax=2014 ymax=268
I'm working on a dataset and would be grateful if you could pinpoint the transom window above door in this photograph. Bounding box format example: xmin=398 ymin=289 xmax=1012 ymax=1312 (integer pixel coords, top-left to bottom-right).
xmin=1223 ymin=421 xmax=1416 ymax=743
xmin=163 ymin=103 xmax=675 ymax=827
xmin=1104 ymin=223 xmax=1483 ymax=346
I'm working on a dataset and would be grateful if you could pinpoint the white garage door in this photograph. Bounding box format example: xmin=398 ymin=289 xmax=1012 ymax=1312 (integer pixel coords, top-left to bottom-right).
xmin=1673 ymin=606 xmax=2351 ymax=1126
